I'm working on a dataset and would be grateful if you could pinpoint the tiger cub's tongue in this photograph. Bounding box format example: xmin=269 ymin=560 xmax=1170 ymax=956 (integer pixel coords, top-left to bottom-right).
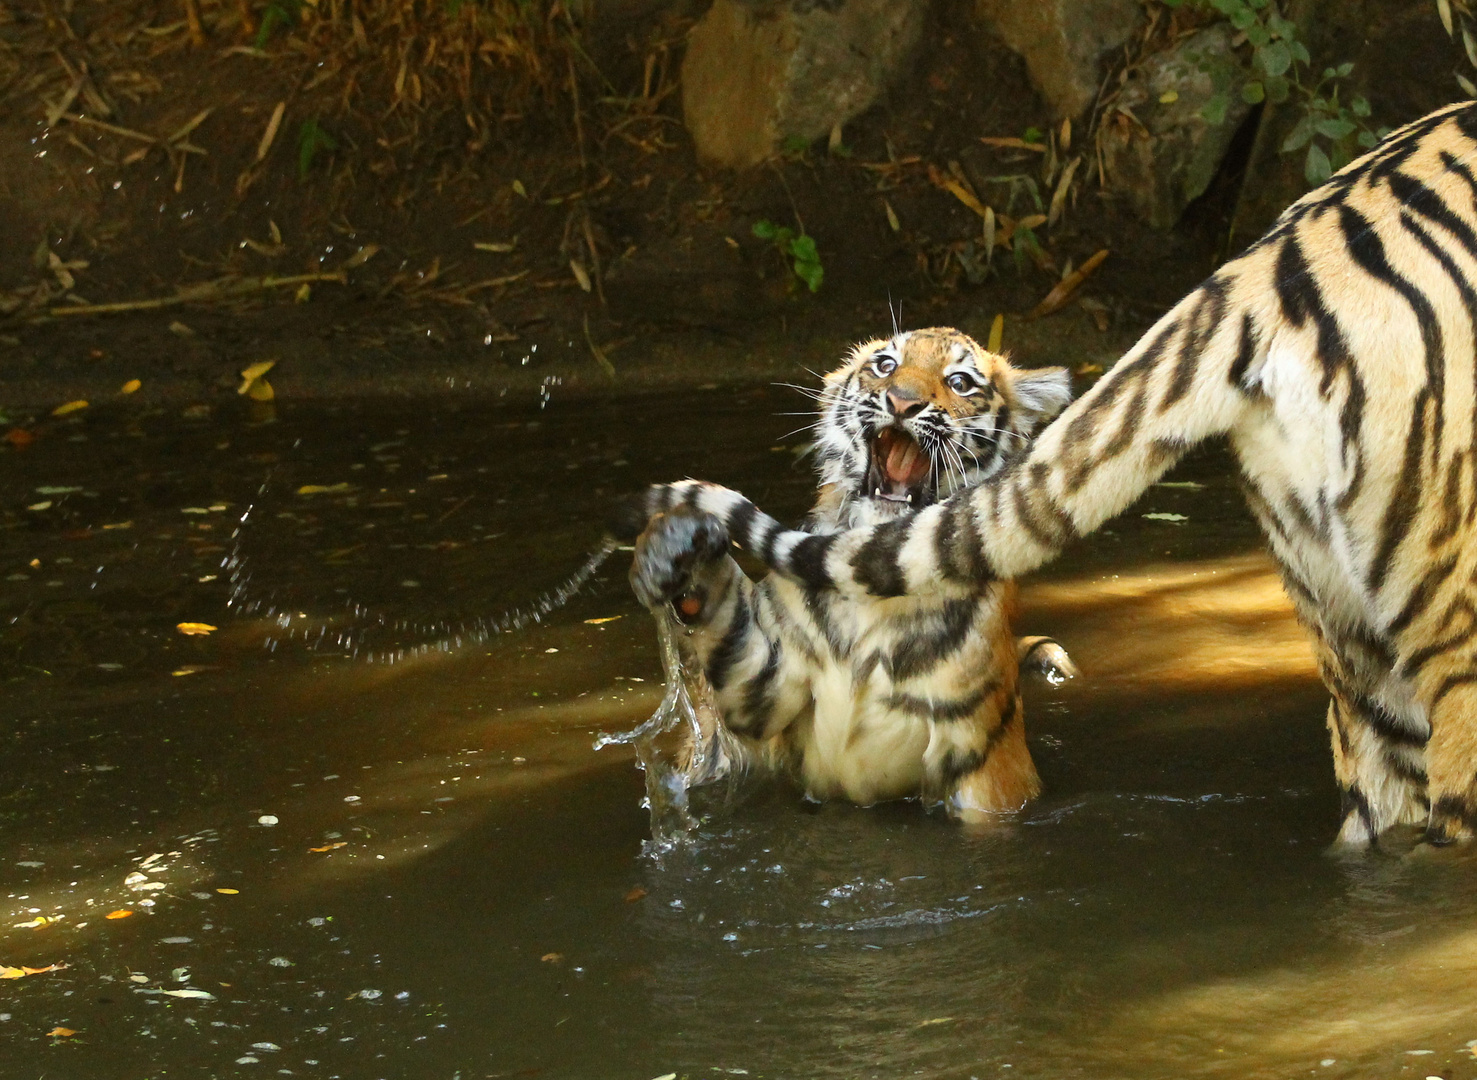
xmin=885 ymin=433 xmax=930 ymax=486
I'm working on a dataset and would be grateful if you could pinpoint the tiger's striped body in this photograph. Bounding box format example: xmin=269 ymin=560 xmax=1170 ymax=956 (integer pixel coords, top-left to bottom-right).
xmin=621 ymin=100 xmax=1477 ymax=846
xmin=628 ymin=329 xmax=1074 ymax=816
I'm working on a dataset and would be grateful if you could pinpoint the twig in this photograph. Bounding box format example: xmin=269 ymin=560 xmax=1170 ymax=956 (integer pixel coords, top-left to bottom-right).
xmin=45 ymin=273 xmax=348 ymax=318
xmin=59 ymin=113 xmax=155 ymax=143
xmin=184 ymin=0 xmax=206 ymax=48
xmin=583 ymin=314 xmax=615 ymax=378
xmin=768 ymin=161 xmax=806 ymax=236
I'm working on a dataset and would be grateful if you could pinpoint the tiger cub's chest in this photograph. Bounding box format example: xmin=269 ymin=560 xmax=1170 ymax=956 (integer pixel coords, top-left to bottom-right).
xmin=776 ymin=579 xmax=1017 ymax=802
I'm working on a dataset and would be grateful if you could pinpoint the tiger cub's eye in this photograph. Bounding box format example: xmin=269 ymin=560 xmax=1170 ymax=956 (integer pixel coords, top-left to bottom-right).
xmin=945 ymin=372 xmax=980 ymax=395
xmin=871 ymin=356 xmax=898 ymax=377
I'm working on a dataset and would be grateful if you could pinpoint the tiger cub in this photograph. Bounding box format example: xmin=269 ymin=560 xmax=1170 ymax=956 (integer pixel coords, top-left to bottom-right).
xmin=622 ymin=100 xmax=1477 ymax=847
xmin=628 ymin=328 xmax=1075 ymax=818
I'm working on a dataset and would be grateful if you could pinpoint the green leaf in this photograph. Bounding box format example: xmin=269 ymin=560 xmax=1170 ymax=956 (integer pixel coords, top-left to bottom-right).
xmin=1247 ymin=0 xmax=1268 ymax=8
xmin=788 ymin=234 xmax=819 ymax=263
xmin=1023 ymin=126 xmax=1045 ymax=144
xmin=1267 ymin=13 xmax=1294 ymax=39
xmin=751 ymin=220 xmax=778 ymax=240
xmin=1305 ymin=143 xmax=1332 ymax=186
xmin=793 ymin=257 xmax=823 ymax=293
xmin=1230 ymin=7 xmax=1257 ymax=30
xmin=1265 ymin=75 xmax=1291 ymax=104
xmin=1291 ymin=41 xmax=1311 ymax=64
xmin=1200 ymin=93 xmax=1230 ymax=126
xmin=1257 ymin=40 xmax=1291 ymax=77
xmin=1322 ymin=67 xmax=1337 ymax=79
xmin=1357 ymin=130 xmax=1377 ymax=149
xmin=1315 ymin=117 xmax=1356 ymax=140
xmin=1351 ymin=96 xmax=1371 ymax=118
xmin=1246 ymin=23 xmax=1271 ymax=48
xmin=1241 ymin=81 xmax=1266 ymax=104
xmin=1336 ymin=61 xmax=1354 ymax=77
xmin=1281 ymin=115 xmax=1315 ymax=153
xmin=296 ymin=118 xmax=336 ymax=179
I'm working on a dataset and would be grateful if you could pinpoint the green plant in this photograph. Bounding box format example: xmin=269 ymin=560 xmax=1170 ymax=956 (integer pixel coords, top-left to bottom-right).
xmin=752 ymin=220 xmax=824 ymax=293
xmin=254 ymin=0 xmax=304 ymax=48
xmin=297 ymin=118 xmax=337 ymax=179
xmin=1161 ymin=0 xmax=1387 ymax=186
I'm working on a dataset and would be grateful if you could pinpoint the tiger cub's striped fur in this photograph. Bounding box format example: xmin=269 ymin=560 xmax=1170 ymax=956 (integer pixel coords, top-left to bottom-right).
xmin=620 ymin=100 xmax=1477 ymax=847
xmin=628 ymin=329 xmax=1074 ymax=816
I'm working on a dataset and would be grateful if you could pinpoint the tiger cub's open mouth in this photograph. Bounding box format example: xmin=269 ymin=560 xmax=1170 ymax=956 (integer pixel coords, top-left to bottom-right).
xmin=866 ymin=426 xmax=934 ymax=508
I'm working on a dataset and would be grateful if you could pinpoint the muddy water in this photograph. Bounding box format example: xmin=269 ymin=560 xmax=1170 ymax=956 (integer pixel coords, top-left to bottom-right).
xmin=4 ymin=388 xmax=1477 ymax=1080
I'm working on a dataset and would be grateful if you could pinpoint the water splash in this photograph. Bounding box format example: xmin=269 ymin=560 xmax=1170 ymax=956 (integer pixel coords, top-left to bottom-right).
xmin=595 ymin=612 xmax=741 ymax=854
xmin=223 ymin=479 xmax=619 ymax=664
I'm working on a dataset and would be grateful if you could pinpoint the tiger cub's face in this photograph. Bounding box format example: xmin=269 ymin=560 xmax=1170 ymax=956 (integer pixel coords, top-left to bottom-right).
xmin=810 ymin=328 xmax=1072 ymax=531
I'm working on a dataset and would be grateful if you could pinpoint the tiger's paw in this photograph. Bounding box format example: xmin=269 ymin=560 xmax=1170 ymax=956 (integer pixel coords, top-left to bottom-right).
xmin=630 ymin=506 xmax=730 ymax=611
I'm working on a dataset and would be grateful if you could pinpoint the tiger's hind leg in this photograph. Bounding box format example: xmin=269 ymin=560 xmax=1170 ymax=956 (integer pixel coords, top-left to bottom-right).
xmin=1413 ymin=675 xmax=1477 ymax=845
xmin=1310 ymin=633 xmax=1430 ymax=846
xmin=929 ymin=693 xmax=1042 ymax=819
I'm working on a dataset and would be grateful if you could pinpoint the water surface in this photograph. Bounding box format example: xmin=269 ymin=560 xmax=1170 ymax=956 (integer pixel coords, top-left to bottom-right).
xmin=4 ymin=388 xmax=1477 ymax=1080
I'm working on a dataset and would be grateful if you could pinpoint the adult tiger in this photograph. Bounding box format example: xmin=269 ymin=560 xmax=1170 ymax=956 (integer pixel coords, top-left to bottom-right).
xmin=628 ymin=328 xmax=1076 ymax=817
xmin=619 ymin=99 xmax=1477 ymax=847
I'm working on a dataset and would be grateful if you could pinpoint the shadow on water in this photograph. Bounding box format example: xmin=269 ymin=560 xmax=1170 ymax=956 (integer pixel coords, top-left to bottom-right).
xmin=3 ymin=390 xmax=1477 ymax=1079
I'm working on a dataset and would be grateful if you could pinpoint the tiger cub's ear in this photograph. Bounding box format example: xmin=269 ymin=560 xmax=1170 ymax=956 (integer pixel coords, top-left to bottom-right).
xmin=1008 ymin=366 xmax=1073 ymax=431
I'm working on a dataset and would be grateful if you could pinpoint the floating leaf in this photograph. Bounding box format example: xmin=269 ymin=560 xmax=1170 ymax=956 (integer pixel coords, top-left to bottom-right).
xmin=120 ymin=379 xmax=141 ymax=395
xmin=1143 ymin=512 xmax=1188 ymax=523
xmin=583 ymin=616 xmax=622 ymax=625
xmin=14 ymin=915 xmax=63 ymax=929
xmin=51 ymin=400 xmax=88 ymax=417
xmin=624 ymin=886 xmax=647 ymax=903
xmin=216 ymin=888 xmax=240 ymax=895
xmin=105 ymin=909 xmax=133 ymax=919
xmin=540 ymin=952 xmax=563 ymax=963
xmin=309 ymin=842 xmax=348 ymax=852
xmin=569 ymin=259 xmax=592 ymax=293
xmin=238 ymin=360 xmax=276 ymax=399
xmin=160 ymin=988 xmax=215 ymax=999
xmin=0 ymin=962 xmax=66 ymax=979
xmin=176 ymin=622 xmax=217 ymax=636
xmin=883 ymin=199 xmax=900 ymax=232
xmin=296 ymin=483 xmax=353 ymax=495
xmin=47 ymin=1027 xmax=77 ymax=1038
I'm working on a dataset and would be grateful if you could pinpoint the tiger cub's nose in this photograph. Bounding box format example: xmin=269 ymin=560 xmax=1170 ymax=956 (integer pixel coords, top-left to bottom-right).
xmin=886 ymin=389 xmax=926 ymax=418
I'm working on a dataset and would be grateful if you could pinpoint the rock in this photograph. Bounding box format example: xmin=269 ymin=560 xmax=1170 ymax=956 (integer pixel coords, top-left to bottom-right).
xmin=1099 ymin=25 xmax=1253 ymax=229
xmin=977 ymin=0 xmax=1144 ymax=119
xmin=681 ymin=0 xmax=927 ymax=169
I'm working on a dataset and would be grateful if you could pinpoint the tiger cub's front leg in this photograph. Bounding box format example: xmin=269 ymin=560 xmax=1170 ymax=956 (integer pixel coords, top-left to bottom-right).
xmin=631 ymin=507 xmax=811 ymax=742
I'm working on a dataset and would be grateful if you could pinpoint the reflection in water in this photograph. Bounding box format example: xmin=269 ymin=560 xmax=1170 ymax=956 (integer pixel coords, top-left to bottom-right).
xmin=4 ymin=397 xmax=1477 ymax=1079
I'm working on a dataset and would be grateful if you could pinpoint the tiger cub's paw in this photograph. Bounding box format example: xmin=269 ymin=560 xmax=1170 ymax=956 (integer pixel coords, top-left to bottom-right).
xmin=630 ymin=506 xmax=730 ymax=611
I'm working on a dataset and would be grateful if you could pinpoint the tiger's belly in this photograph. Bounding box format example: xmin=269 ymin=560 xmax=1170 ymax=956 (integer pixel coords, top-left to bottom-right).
xmin=788 ymin=664 xmax=931 ymax=805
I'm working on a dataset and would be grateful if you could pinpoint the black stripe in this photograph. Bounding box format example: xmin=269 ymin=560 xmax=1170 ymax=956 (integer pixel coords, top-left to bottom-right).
xmin=1342 ymin=204 xmax=1445 ymax=413
xmin=742 ymin=636 xmax=783 ymax=732
xmin=1340 ymin=782 xmax=1377 ymax=840
xmin=728 ymin=498 xmax=758 ymax=553
xmin=1429 ymin=794 xmax=1477 ymax=844
xmin=851 ymin=519 xmax=912 ymax=597
xmin=1275 ymin=234 xmax=1353 ymax=393
xmin=802 ymin=586 xmax=849 ymax=659
xmin=1227 ymin=312 xmax=1260 ymax=392
xmin=1432 ymin=670 xmax=1477 ymax=706
xmin=758 ymin=519 xmax=782 ymax=567
xmin=1354 ymin=696 xmax=1429 ymax=749
xmin=1161 ymin=278 xmax=1226 ymax=410
xmin=936 ymin=491 xmax=989 ymax=584
xmin=704 ymin=595 xmax=753 ymax=693
xmin=886 ymin=598 xmax=979 ymax=680
xmin=786 ymin=532 xmax=838 ymax=588
xmin=1368 ymin=391 xmax=1429 ymax=593
xmin=1387 ymin=554 xmax=1459 ymax=638
xmin=885 ymin=687 xmax=990 ymax=721
xmin=1390 ymin=169 xmax=1477 ymax=262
